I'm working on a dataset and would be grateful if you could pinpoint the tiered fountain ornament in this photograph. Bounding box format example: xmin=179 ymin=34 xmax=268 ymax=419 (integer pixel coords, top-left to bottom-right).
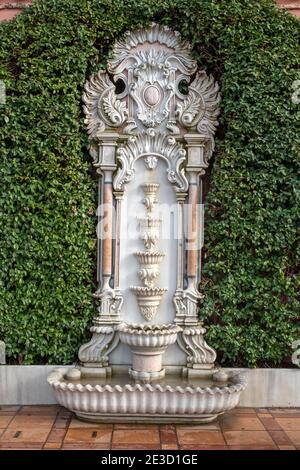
xmin=130 ymin=183 xmax=167 ymax=323
xmin=48 ymin=24 xmax=246 ymax=423
xmin=119 ymin=183 xmax=179 ymax=383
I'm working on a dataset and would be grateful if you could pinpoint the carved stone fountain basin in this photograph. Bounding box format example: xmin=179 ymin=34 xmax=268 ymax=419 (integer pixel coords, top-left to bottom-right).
xmin=117 ymin=323 xmax=180 ymax=381
xmin=47 ymin=368 xmax=246 ymax=423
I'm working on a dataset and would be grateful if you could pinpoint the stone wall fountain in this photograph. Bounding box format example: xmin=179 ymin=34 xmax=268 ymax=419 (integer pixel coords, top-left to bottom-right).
xmin=48 ymin=24 xmax=246 ymax=422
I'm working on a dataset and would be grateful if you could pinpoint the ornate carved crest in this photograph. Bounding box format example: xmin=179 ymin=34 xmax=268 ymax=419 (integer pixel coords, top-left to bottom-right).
xmin=83 ymin=23 xmax=220 ymax=161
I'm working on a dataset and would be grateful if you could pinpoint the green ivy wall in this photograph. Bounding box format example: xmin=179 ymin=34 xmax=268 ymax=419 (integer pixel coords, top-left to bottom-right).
xmin=0 ymin=0 xmax=299 ymax=366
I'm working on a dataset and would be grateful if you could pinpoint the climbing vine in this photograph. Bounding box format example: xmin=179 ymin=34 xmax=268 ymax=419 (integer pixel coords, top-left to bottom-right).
xmin=0 ymin=0 xmax=299 ymax=366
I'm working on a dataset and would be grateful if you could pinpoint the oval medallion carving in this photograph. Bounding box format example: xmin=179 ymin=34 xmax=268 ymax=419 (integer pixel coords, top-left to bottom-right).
xmin=143 ymin=85 xmax=160 ymax=107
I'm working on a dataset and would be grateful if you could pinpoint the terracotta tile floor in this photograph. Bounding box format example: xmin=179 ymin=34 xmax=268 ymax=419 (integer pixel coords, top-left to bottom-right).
xmin=0 ymin=406 xmax=299 ymax=450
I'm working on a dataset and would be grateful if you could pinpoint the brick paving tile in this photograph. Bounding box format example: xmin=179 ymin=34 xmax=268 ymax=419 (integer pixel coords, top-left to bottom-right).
xmin=177 ymin=422 xmax=221 ymax=430
xmin=62 ymin=444 xmax=110 ymax=450
xmin=275 ymin=418 xmax=300 ymax=430
xmin=46 ymin=428 xmax=67 ymax=443
xmin=220 ymin=415 xmax=265 ymax=431
xmin=284 ymin=431 xmax=300 ymax=446
xmin=272 ymin=408 xmax=300 ymax=413
xmin=111 ymin=444 xmax=161 ymax=450
xmin=271 ymin=409 xmax=300 ymax=417
xmin=257 ymin=413 xmax=273 ymax=418
xmin=0 ymin=412 xmax=18 ymax=417
xmin=177 ymin=429 xmax=225 ymax=446
xmin=259 ymin=417 xmax=283 ymax=430
xmin=19 ymin=405 xmax=60 ymax=415
xmin=0 ymin=427 xmax=51 ymax=443
xmin=180 ymin=445 xmax=228 ymax=450
xmin=230 ymin=408 xmax=256 ymax=414
xmin=278 ymin=445 xmax=296 ymax=450
xmin=57 ymin=408 xmax=72 ymax=417
xmin=0 ymin=415 xmax=14 ymax=428
xmin=160 ymin=424 xmax=175 ymax=431
xmin=64 ymin=428 xmax=112 ymax=444
xmin=0 ymin=406 xmax=20 ymax=413
xmin=43 ymin=442 xmax=62 ymax=450
xmin=7 ymin=414 xmax=56 ymax=428
xmin=52 ymin=415 xmax=72 ymax=429
xmin=227 ymin=445 xmax=278 ymax=450
xmin=223 ymin=430 xmax=276 ymax=447
xmin=0 ymin=443 xmax=44 ymax=450
xmin=0 ymin=407 xmax=298 ymax=450
xmin=69 ymin=418 xmax=113 ymax=429
xmin=159 ymin=426 xmax=177 ymax=445
xmin=112 ymin=429 xmax=160 ymax=445
xmin=113 ymin=423 xmax=159 ymax=430
xmin=268 ymin=430 xmax=293 ymax=446
xmin=257 ymin=408 xmax=270 ymax=414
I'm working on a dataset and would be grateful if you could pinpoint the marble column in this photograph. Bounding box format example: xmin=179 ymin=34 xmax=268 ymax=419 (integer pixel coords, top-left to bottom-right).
xmin=176 ymin=134 xmax=216 ymax=370
xmin=78 ymin=134 xmax=122 ymax=368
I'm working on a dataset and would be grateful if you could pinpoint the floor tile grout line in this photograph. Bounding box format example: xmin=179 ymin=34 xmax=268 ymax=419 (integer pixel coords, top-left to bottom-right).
xmin=60 ymin=410 xmax=74 ymax=450
xmin=174 ymin=424 xmax=180 ymax=450
xmin=255 ymin=409 xmax=296 ymax=449
xmin=270 ymin=427 xmax=296 ymax=448
xmin=256 ymin=410 xmax=284 ymax=432
xmin=220 ymin=427 xmax=229 ymax=448
xmin=110 ymin=423 xmax=115 ymax=450
xmin=42 ymin=406 xmax=63 ymax=450
xmin=41 ymin=407 xmax=59 ymax=449
xmin=159 ymin=424 xmax=163 ymax=450
xmin=58 ymin=406 xmax=72 ymax=450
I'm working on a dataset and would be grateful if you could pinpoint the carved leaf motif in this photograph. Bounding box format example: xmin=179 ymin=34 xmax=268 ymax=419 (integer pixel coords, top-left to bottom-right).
xmin=193 ymin=71 xmax=220 ymax=138
xmin=83 ymin=71 xmax=128 ymax=138
xmin=82 ymin=71 xmax=111 ymax=138
xmin=144 ymin=155 xmax=158 ymax=169
xmin=176 ymin=92 xmax=202 ymax=126
xmin=103 ymin=90 xmax=128 ymax=126
xmin=176 ymin=70 xmax=220 ymax=140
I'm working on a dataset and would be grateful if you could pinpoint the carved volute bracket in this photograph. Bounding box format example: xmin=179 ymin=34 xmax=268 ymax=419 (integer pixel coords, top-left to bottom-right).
xmin=177 ymin=325 xmax=217 ymax=369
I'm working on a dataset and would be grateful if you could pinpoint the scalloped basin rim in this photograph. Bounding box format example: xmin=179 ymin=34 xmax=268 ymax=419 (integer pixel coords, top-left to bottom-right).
xmin=47 ymin=369 xmax=247 ymax=421
xmin=48 ymin=368 xmax=247 ymax=395
xmin=117 ymin=323 xmax=182 ymax=335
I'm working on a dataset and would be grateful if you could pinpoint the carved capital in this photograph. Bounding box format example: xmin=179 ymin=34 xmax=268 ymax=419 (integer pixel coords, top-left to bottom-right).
xmin=174 ymin=287 xmax=203 ymax=325
xmin=93 ymin=287 xmax=123 ymax=324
